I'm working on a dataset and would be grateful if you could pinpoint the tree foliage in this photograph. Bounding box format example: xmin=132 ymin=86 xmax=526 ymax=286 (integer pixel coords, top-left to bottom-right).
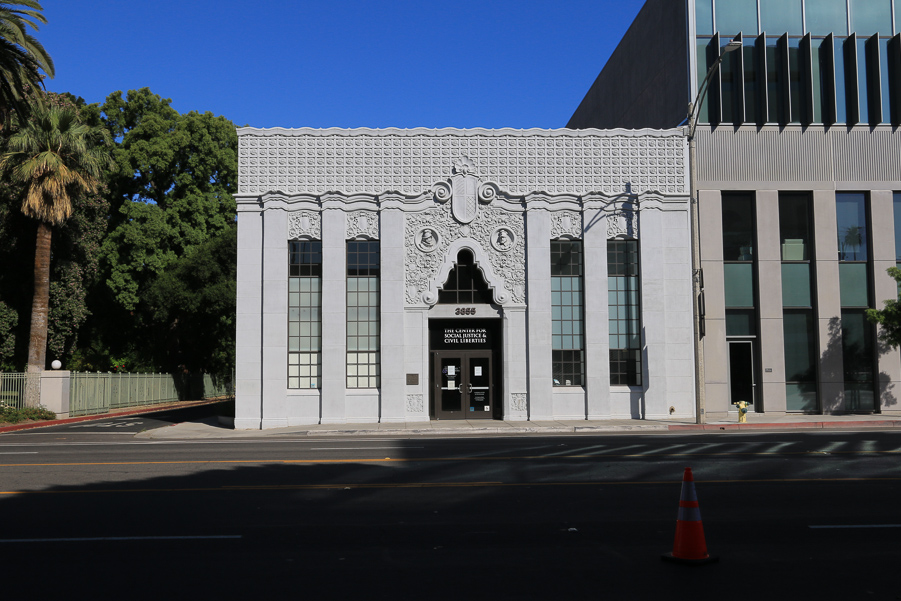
xmin=0 ymin=87 xmax=237 ymax=382
xmin=145 ymin=226 xmax=237 ymax=381
xmin=100 ymin=88 xmax=238 ymax=311
xmin=0 ymin=103 xmax=112 ymax=374
xmin=0 ymin=1 xmax=53 ymax=127
xmin=867 ymin=267 xmax=901 ymax=348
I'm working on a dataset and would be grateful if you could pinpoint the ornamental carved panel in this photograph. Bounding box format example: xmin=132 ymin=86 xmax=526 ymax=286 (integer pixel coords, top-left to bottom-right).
xmin=345 ymin=210 xmax=379 ymax=240
xmin=551 ymin=211 xmax=583 ymax=239
xmin=404 ymin=203 xmax=525 ymax=306
xmin=606 ymin=208 xmax=638 ymax=239
xmin=406 ymin=394 xmax=424 ymax=413
xmin=288 ymin=211 xmax=321 ymax=239
xmin=511 ymin=393 xmax=527 ymax=412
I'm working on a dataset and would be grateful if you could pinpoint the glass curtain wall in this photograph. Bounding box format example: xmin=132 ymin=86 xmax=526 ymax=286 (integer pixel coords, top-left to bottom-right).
xmin=836 ymin=193 xmax=875 ymax=411
xmin=779 ymin=194 xmax=818 ymax=411
xmin=288 ymin=241 xmax=322 ymax=389
xmin=346 ymin=241 xmax=380 ymax=389
xmin=608 ymin=240 xmax=642 ymax=386
xmin=696 ymin=0 xmax=899 ymax=125
xmin=552 ymin=241 xmax=585 ymax=387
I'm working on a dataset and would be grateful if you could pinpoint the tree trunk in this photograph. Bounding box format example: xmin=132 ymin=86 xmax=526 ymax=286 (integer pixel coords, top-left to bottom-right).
xmin=25 ymin=220 xmax=52 ymax=407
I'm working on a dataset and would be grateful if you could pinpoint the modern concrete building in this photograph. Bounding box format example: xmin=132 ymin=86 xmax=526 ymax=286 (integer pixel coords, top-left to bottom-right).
xmin=234 ymin=127 xmax=694 ymax=428
xmin=570 ymin=0 xmax=901 ymax=417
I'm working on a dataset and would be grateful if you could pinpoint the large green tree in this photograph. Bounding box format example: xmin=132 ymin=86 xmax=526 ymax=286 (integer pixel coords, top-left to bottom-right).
xmin=0 ymin=1 xmax=53 ymax=127
xmin=100 ymin=88 xmax=237 ymax=312
xmin=0 ymin=104 xmax=111 ymax=381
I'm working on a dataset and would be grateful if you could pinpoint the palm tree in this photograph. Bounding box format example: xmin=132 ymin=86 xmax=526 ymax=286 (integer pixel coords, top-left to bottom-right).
xmin=0 ymin=104 xmax=110 ymax=393
xmin=0 ymin=1 xmax=54 ymax=127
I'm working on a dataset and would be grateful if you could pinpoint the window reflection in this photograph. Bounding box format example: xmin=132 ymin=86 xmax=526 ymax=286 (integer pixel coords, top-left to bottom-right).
xmin=806 ymin=0 xmax=849 ymax=36
xmin=722 ymin=194 xmax=755 ymax=261
xmin=696 ymin=0 xmax=713 ymax=35
xmin=850 ymin=0 xmax=892 ymax=36
xmin=836 ymin=193 xmax=868 ymax=261
xmin=760 ymin=0 xmax=802 ymax=35
xmin=716 ymin=0 xmax=758 ymax=35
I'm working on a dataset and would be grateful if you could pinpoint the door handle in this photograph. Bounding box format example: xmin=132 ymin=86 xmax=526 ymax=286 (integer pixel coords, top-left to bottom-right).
xmin=467 ymin=383 xmax=472 ymax=394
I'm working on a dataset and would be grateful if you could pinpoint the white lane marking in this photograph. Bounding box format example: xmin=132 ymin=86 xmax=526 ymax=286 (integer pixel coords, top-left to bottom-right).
xmin=310 ymin=447 xmax=423 ymax=451
xmin=0 ymin=535 xmax=242 ymax=543
xmin=0 ymin=452 xmax=37 ymax=455
xmin=809 ymin=525 xmax=901 ymax=529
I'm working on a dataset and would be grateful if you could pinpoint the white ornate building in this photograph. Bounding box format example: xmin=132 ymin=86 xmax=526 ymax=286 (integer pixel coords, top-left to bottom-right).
xmin=235 ymin=127 xmax=694 ymax=428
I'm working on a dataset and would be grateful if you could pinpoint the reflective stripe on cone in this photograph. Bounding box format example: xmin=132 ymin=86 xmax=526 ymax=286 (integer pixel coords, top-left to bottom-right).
xmin=662 ymin=467 xmax=719 ymax=565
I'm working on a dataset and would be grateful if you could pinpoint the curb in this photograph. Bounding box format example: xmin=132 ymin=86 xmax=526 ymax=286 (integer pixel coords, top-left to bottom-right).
xmin=668 ymin=420 xmax=901 ymax=431
xmin=0 ymin=398 xmax=227 ymax=434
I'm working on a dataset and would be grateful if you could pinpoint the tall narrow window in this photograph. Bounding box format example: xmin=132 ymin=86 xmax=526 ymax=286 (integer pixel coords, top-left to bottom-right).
xmin=346 ymin=241 xmax=380 ymax=389
xmin=780 ymin=194 xmax=818 ymax=411
xmin=723 ymin=193 xmax=758 ymax=406
xmin=552 ymin=241 xmax=584 ymax=387
xmin=608 ymin=240 xmax=641 ymax=386
xmin=766 ymin=38 xmax=786 ymax=123
xmin=288 ymin=241 xmax=322 ymax=389
xmin=743 ymin=38 xmax=760 ymax=123
xmin=836 ymin=193 xmax=875 ymax=411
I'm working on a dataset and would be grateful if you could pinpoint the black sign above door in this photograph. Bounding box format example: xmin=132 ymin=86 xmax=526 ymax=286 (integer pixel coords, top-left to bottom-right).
xmin=430 ymin=319 xmax=498 ymax=350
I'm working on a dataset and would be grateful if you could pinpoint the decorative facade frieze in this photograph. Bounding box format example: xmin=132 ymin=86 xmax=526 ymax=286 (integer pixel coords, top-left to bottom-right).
xmin=404 ymin=203 xmax=525 ymax=306
xmin=237 ymin=128 xmax=688 ymax=198
xmin=345 ymin=210 xmax=379 ymax=240
xmin=288 ymin=210 xmax=321 ymax=240
xmin=551 ymin=211 xmax=583 ymax=239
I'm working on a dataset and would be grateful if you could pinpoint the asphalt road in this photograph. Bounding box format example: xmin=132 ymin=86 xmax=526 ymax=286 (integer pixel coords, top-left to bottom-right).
xmin=1 ymin=422 xmax=900 ymax=600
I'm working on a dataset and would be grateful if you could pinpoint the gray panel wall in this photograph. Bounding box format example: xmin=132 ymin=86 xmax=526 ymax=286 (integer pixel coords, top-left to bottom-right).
xmin=696 ymin=126 xmax=901 ymax=189
xmin=567 ymin=0 xmax=689 ymax=130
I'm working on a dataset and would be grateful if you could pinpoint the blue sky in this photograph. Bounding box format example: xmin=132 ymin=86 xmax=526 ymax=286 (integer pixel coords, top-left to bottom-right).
xmin=40 ymin=0 xmax=645 ymax=129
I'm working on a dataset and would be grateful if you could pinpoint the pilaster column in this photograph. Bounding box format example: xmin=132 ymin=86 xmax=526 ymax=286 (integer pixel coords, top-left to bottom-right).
xmin=756 ymin=190 xmax=786 ymax=414
xmin=261 ymin=209 xmax=288 ymax=429
xmin=380 ymin=209 xmax=406 ymax=422
xmin=526 ymin=209 xmax=552 ymax=420
xmin=583 ymin=205 xmax=610 ymax=418
xmin=235 ymin=209 xmax=263 ymax=429
xmin=813 ymin=189 xmax=844 ymax=412
xmin=321 ymin=209 xmax=347 ymax=423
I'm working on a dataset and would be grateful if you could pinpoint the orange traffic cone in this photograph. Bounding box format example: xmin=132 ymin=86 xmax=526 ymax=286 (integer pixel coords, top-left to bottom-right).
xmin=661 ymin=467 xmax=718 ymax=564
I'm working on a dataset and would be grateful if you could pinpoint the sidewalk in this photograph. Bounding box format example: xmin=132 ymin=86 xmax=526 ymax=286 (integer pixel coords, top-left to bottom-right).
xmin=4 ymin=404 xmax=900 ymax=438
xmin=135 ymin=412 xmax=901 ymax=440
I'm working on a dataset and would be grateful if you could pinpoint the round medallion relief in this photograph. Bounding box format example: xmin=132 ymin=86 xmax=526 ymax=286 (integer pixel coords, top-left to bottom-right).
xmin=490 ymin=226 xmax=515 ymax=253
xmin=415 ymin=227 xmax=441 ymax=253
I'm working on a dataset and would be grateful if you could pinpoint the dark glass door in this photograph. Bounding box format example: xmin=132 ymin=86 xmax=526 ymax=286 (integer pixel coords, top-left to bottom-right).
xmin=433 ymin=351 xmax=493 ymax=419
xmin=728 ymin=340 xmax=756 ymax=408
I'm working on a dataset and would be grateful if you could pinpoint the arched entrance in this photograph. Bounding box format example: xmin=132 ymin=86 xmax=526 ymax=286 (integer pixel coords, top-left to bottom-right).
xmin=428 ymin=249 xmax=503 ymax=419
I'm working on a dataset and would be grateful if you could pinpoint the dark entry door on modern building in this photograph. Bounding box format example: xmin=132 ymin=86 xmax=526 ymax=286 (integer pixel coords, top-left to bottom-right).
xmin=433 ymin=350 xmax=493 ymax=419
xmin=728 ymin=340 xmax=756 ymax=408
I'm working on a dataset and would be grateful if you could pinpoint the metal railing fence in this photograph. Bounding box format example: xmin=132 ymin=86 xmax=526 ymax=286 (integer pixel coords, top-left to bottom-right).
xmin=70 ymin=372 xmax=180 ymax=416
xmin=202 ymin=373 xmax=234 ymax=399
xmin=68 ymin=371 xmax=234 ymax=417
xmin=0 ymin=372 xmax=41 ymax=410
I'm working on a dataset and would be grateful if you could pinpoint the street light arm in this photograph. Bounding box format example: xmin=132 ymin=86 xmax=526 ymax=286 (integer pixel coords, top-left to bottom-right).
xmin=687 ymin=38 xmax=742 ymax=140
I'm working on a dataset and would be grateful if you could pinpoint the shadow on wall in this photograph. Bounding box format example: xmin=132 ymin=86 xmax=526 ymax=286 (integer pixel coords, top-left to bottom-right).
xmin=819 ymin=316 xmax=896 ymax=413
xmin=877 ymin=337 xmax=897 ymax=409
